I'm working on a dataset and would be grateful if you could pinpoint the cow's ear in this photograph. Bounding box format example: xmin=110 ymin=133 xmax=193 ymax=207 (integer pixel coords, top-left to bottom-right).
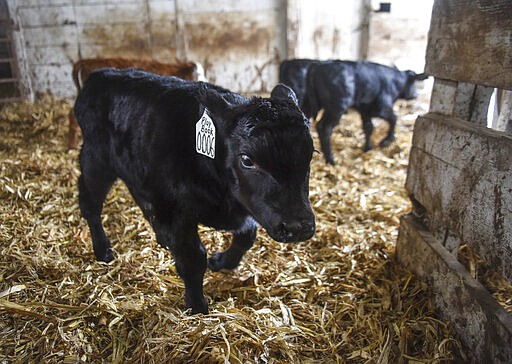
xmin=405 ymin=70 xmax=417 ymax=79
xmin=271 ymin=84 xmax=299 ymax=105
xmin=414 ymin=72 xmax=429 ymax=81
xmin=197 ymin=83 xmax=233 ymax=118
xmin=406 ymin=70 xmax=429 ymax=81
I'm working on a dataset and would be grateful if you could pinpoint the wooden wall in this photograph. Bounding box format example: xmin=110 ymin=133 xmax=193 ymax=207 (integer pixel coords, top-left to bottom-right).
xmin=7 ymin=0 xmax=287 ymax=99
xmin=6 ymin=0 xmax=369 ymax=100
xmin=397 ymin=0 xmax=512 ymax=362
xmin=6 ymin=0 xmax=432 ymax=101
xmin=425 ymin=0 xmax=512 ymax=90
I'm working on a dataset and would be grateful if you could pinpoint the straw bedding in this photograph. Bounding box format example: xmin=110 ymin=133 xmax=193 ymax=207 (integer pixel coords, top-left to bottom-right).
xmin=0 ymin=95 xmax=469 ymax=362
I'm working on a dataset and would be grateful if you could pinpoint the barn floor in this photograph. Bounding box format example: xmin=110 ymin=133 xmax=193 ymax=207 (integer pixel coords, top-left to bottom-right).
xmin=0 ymin=96 xmax=463 ymax=362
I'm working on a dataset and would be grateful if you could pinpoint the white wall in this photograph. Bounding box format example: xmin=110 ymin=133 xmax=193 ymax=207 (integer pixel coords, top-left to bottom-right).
xmin=7 ymin=0 xmax=287 ymax=99
xmin=287 ymin=0 xmax=368 ymax=61
xmin=366 ymin=0 xmax=434 ymax=101
xmin=179 ymin=0 xmax=286 ymax=94
xmin=6 ymin=0 xmax=432 ymax=100
xmin=367 ymin=0 xmax=433 ymax=72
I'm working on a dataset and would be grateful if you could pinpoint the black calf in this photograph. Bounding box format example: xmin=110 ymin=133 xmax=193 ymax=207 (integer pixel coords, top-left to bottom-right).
xmin=304 ymin=60 xmax=427 ymax=164
xmin=74 ymin=69 xmax=315 ymax=314
xmin=279 ymin=59 xmax=319 ymax=113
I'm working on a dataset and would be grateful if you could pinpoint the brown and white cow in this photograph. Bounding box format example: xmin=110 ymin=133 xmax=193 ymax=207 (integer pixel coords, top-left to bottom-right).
xmin=67 ymin=58 xmax=205 ymax=149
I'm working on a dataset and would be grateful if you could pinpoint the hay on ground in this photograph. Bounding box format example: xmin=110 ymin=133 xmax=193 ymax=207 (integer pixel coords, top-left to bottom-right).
xmin=0 ymin=95 xmax=466 ymax=362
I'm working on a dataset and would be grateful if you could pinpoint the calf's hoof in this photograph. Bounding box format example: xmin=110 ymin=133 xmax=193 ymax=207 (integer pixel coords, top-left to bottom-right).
xmin=94 ymin=246 xmax=114 ymax=263
xmin=379 ymin=137 xmax=395 ymax=148
xmin=187 ymin=296 xmax=209 ymax=315
xmin=324 ymin=156 xmax=336 ymax=166
xmin=190 ymin=305 xmax=208 ymax=315
xmin=208 ymin=251 xmax=238 ymax=272
xmin=363 ymin=144 xmax=372 ymax=152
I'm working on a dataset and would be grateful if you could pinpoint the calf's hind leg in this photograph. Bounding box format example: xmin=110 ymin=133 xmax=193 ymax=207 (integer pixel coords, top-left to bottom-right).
xmin=316 ymin=109 xmax=343 ymax=165
xmin=78 ymin=150 xmax=117 ymax=262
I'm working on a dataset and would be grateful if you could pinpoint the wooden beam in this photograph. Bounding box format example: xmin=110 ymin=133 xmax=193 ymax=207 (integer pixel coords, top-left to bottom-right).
xmin=453 ymin=82 xmax=494 ymax=125
xmin=397 ymin=214 xmax=512 ymax=363
xmin=425 ymin=0 xmax=512 ymax=90
xmin=285 ymin=0 xmax=300 ymax=59
xmin=406 ymin=113 xmax=512 ymax=282
xmin=429 ymin=78 xmax=457 ymax=115
xmin=496 ymin=90 xmax=512 ymax=132
xmin=431 ymin=78 xmax=493 ymax=125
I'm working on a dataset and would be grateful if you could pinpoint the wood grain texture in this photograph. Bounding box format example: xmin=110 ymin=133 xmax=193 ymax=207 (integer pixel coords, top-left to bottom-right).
xmin=406 ymin=113 xmax=512 ymax=282
xmin=426 ymin=0 xmax=512 ymax=90
xmin=397 ymin=214 xmax=512 ymax=364
xmin=496 ymin=90 xmax=512 ymax=132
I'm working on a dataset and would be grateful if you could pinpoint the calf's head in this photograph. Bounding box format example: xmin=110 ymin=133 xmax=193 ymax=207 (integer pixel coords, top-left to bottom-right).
xmin=399 ymin=70 xmax=429 ymax=100
xmin=201 ymin=84 xmax=315 ymax=242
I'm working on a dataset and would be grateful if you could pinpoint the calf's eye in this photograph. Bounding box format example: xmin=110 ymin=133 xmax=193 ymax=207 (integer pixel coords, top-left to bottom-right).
xmin=240 ymin=154 xmax=256 ymax=169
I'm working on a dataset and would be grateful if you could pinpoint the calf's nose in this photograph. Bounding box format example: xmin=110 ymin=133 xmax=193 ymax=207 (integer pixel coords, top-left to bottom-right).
xmin=281 ymin=219 xmax=315 ymax=241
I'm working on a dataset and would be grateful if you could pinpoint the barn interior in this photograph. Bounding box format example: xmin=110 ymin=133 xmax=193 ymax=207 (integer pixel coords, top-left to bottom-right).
xmin=1 ymin=0 xmax=511 ymax=362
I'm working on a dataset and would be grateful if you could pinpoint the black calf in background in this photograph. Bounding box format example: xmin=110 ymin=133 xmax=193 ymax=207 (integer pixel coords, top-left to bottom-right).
xmin=279 ymin=59 xmax=319 ymax=113
xmin=304 ymin=60 xmax=427 ymax=165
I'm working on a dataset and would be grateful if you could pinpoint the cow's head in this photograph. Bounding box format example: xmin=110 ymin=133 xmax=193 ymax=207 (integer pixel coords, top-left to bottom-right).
xmin=399 ymin=70 xmax=429 ymax=100
xmin=200 ymin=84 xmax=315 ymax=242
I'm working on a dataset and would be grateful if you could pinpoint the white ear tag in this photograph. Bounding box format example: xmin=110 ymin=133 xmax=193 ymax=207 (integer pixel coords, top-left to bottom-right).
xmin=195 ymin=108 xmax=216 ymax=159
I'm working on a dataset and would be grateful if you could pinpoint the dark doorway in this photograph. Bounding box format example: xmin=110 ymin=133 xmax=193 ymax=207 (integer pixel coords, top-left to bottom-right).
xmin=0 ymin=0 xmax=21 ymax=104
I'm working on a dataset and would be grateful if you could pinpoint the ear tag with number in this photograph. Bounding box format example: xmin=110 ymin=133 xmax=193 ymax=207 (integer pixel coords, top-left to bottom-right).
xmin=195 ymin=108 xmax=216 ymax=159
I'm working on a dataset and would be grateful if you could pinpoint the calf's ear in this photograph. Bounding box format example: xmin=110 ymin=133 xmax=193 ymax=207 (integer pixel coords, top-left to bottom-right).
xmin=406 ymin=70 xmax=429 ymax=81
xmin=414 ymin=73 xmax=429 ymax=81
xmin=197 ymin=82 xmax=233 ymax=118
xmin=271 ymin=84 xmax=299 ymax=105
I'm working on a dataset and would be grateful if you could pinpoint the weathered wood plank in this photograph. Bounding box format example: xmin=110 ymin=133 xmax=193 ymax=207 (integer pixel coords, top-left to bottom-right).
xmin=406 ymin=113 xmax=512 ymax=282
xmin=469 ymin=85 xmax=494 ymax=125
xmin=397 ymin=214 xmax=512 ymax=364
xmin=431 ymin=78 xmax=494 ymax=125
xmin=453 ymin=82 xmax=477 ymax=120
xmin=453 ymin=82 xmax=494 ymax=125
xmin=496 ymin=90 xmax=512 ymax=132
xmin=429 ymin=78 xmax=457 ymax=115
xmin=425 ymin=0 xmax=512 ymax=90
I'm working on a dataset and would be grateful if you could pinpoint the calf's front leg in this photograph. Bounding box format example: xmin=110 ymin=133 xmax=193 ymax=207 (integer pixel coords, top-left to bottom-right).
xmin=153 ymin=218 xmax=208 ymax=314
xmin=208 ymin=218 xmax=258 ymax=271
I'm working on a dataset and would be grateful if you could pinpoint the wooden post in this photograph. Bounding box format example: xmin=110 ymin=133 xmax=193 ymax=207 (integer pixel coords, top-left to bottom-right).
xmin=496 ymin=90 xmax=512 ymax=132
xmin=398 ymin=0 xmax=512 ymax=360
xmin=174 ymin=0 xmax=188 ymax=60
